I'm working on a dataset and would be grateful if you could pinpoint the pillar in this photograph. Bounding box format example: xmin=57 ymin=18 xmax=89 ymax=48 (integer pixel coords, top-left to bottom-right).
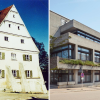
xmin=91 ymin=70 xmax=95 ymax=84
xmin=91 ymin=49 xmax=94 ymax=63
xmin=74 ymin=69 xmax=78 ymax=84
xmin=74 ymin=44 xmax=78 ymax=60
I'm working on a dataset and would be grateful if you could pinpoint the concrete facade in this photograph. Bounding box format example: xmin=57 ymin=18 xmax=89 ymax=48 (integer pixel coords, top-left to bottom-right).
xmin=50 ymin=11 xmax=100 ymax=88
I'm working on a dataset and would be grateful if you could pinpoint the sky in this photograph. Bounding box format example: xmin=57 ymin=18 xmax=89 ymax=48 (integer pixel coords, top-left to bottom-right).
xmin=0 ymin=0 xmax=48 ymax=53
xmin=50 ymin=0 xmax=100 ymax=33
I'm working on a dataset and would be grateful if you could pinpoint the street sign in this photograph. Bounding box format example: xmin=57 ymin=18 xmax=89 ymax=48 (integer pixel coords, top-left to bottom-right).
xmin=81 ymin=77 xmax=84 ymax=80
xmin=81 ymin=73 xmax=84 ymax=77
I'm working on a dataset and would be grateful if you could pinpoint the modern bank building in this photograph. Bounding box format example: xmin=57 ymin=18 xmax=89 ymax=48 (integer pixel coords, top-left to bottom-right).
xmin=0 ymin=5 xmax=47 ymax=93
xmin=50 ymin=11 xmax=100 ymax=88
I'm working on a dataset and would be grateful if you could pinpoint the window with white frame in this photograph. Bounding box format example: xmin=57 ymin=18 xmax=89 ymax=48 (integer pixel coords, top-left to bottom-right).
xmin=25 ymin=55 xmax=30 ymax=61
xmin=12 ymin=70 xmax=17 ymax=77
xmin=13 ymin=15 xmax=15 ymax=18
xmin=0 ymin=70 xmax=2 ymax=78
xmin=9 ymin=24 xmax=11 ymax=28
xmin=26 ymin=70 xmax=30 ymax=77
xmin=21 ymin=39 xmax=24 ymax=43
xmin=0 ymin=52 xmax=2 ymax=59
xmin=4 ymin=36 xmax=8 ymax=41
xmin=18 ymin=26 xmax=20 ymax=30
xmin=11 ymin=53 xmax=16 ymax=60
xmin=25 ymin=70 xmax=32 ymax=78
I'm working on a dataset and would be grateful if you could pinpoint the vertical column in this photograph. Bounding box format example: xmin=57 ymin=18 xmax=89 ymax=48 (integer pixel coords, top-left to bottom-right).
xmin=74 ymin=69 xmax=78 ymax=84
xmin=74 ymin=44 xmax=78 ymax=59
xmin=91 ymin=49 xmax=94 ymax=62
xmin=91 ymin=70 xmax=95 ymax=84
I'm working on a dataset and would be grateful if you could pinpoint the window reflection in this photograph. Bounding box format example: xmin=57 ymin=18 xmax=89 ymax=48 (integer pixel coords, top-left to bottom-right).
xmin=62 ymin=50 xmax=68 ymax=58
xmin=74 ymin=30 xmax=100 ymax=44
xmin=78 ymin=47 xmax=90 ymax=61
xmin=95 ymin=51 xmax=100 ymax=63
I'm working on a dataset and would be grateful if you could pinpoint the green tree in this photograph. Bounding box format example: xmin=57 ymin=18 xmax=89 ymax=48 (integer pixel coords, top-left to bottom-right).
xmin=32 ymin=37 xmax=48 ymax=70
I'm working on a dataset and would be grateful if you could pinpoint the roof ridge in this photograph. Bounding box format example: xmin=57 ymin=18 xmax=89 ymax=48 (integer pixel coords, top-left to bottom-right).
xmin=0 ymin=5 xmax=13 ymax=11
xmin=0 ymin=5 xmax=13 ymax=24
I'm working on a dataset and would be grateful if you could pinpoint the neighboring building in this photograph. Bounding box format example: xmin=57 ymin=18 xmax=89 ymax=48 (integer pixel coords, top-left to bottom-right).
xmin=0 ymin=5 xmax=47 ymax=93
xmin=50 ymin=11 xmax=100 ymax=87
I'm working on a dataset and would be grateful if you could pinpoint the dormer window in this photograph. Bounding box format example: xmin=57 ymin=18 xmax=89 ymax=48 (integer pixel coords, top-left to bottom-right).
xmin=13 ymin=15 xmax=15 ymax=18
xmin=9 ymin=24 xmax=11 ymax=28
xmin=18 ymin=26 xmax=20 ymax=30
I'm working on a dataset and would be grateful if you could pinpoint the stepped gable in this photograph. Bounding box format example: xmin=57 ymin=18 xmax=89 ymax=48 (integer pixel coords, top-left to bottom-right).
xmin=0 ymin=5 xmax=13 ymax=24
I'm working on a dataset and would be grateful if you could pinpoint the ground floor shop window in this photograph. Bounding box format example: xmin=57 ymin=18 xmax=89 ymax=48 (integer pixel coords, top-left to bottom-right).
xmin=50 ymin=69 xmax=74 ymax=84
xmin=78 ymin=70 xmax=91 ymax=83
xmin=95 ymin=71 xmax=100 ymax=82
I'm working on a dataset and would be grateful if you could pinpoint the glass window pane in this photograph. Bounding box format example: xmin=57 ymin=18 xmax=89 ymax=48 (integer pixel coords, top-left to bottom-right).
xmin=69 ymin=50 xmax=72 ymax=59
xmin=57 ymin=52 xmax=61 ymax=57
xmin=81 ymin=53 xmax=86 ymax=60
xmin=87 ymin=54 xmax=89 ymax=60
xmin=62 ymin=45 xmax=68 ymax=49
xmin=78 ymin=52 xmax=81 ymax=59
xmin=62 ymin=50 xmax=68 ymax=58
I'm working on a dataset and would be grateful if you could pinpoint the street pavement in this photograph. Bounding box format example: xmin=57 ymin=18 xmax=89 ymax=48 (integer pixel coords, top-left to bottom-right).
xmin=50 ymin=85 xmax=100 ymax=100
xmin=0 ymin=91 xmax=49 ymax=100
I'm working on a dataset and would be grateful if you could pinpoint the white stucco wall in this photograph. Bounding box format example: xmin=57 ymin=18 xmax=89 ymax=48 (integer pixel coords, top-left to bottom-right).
xmin=0 ymin=5 xmax=47 ymax=93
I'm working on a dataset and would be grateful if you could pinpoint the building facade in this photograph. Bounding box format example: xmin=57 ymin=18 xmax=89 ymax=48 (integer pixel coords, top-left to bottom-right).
xmin=50 ymin=11 xmax=100 ymax=87
xmin=0 ymin=5 xmax=47 ymax=93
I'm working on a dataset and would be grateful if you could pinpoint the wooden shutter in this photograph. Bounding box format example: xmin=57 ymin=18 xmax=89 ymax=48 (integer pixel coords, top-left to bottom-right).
xmin=17 ymin=70 xmax=19 ymax=78
xmin=30 ymin=55 xmax=32 ymax=61
xmin=30 ymin=70 xmax=32 ymax=78
xmin=2 ymin=52 xmax=5 ymax=60
xmin=25 ymin=70 xmax=27 ymax=78
xmin=2 ymin=70 xmax=5 ymax=78
xmin=23 ymin=54 xmax=25 ymax=61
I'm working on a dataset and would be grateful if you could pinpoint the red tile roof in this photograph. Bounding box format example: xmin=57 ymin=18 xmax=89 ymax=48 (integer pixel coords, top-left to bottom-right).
xmin=0 ymin=5 xmax=13 ymax=24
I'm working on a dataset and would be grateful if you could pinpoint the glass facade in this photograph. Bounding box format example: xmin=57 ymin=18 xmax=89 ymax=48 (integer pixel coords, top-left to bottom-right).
xmin=52 ymin=44 xmax=73 ymax=59
xmin=73 ymin=30 xmax=100 ymax=44
xmin=78 ymin=70 xmax=91 ymax=83
xmin=50 ymin=70 xmax=73 ymax=84
xmin=78 ymin=47 xmax=90 ymax=61
xmin=95 ymin=71 xmax=100 ymax=82
xmin=95 ymin=52 xmax=100 ymax=63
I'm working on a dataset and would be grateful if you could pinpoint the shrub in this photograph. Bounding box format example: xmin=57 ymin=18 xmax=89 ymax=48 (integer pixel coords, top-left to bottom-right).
xmin=59 ymin=59 xmax=100 ymax=67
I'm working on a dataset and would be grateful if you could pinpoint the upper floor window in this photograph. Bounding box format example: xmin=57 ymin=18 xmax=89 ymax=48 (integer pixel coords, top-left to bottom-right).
xmin=0 ymin=70 xmax=5 ymax=78
xmin=13 ymin=15 xmax=15 ymax=18
xmin=21 ymin=39 xmax=24 ymax=43
xmin=4 ymin=36 xmax=8 ymax=41
xmin=12 ymin=70 xmax=17 ymax=77
xmin=23 ymin=54 xmax=32 ymax=61
xmin=73 ymin=31 xmax=100 ymax=44
xmin=25 ymin=70 xmax=32 ymax=78
xmin=95 ymin=51 xmax=100 ymax=63
xmin=0 ymin=52 xmax=5 ymax=60
xmin=78 ymin=47 xmax=90 ymax=61
xmin=9 ymin=24 xmax=11 ymax=28
xmin=52 ymin=44 xmax=73 ymax=59
xmin=11 ymin=53 xmax=16 ymax=60
xmin=18 ymin=26 xmax=20 ymax=30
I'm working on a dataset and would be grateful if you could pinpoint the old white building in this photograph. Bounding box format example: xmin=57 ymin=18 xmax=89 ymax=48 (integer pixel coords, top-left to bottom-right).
xmin=0 ymin=5 xmax=47 ymax=93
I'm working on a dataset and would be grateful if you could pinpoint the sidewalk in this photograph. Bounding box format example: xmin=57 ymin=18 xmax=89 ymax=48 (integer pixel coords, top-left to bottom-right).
xmin=50 ymin=85 xmax=100 ymax=93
